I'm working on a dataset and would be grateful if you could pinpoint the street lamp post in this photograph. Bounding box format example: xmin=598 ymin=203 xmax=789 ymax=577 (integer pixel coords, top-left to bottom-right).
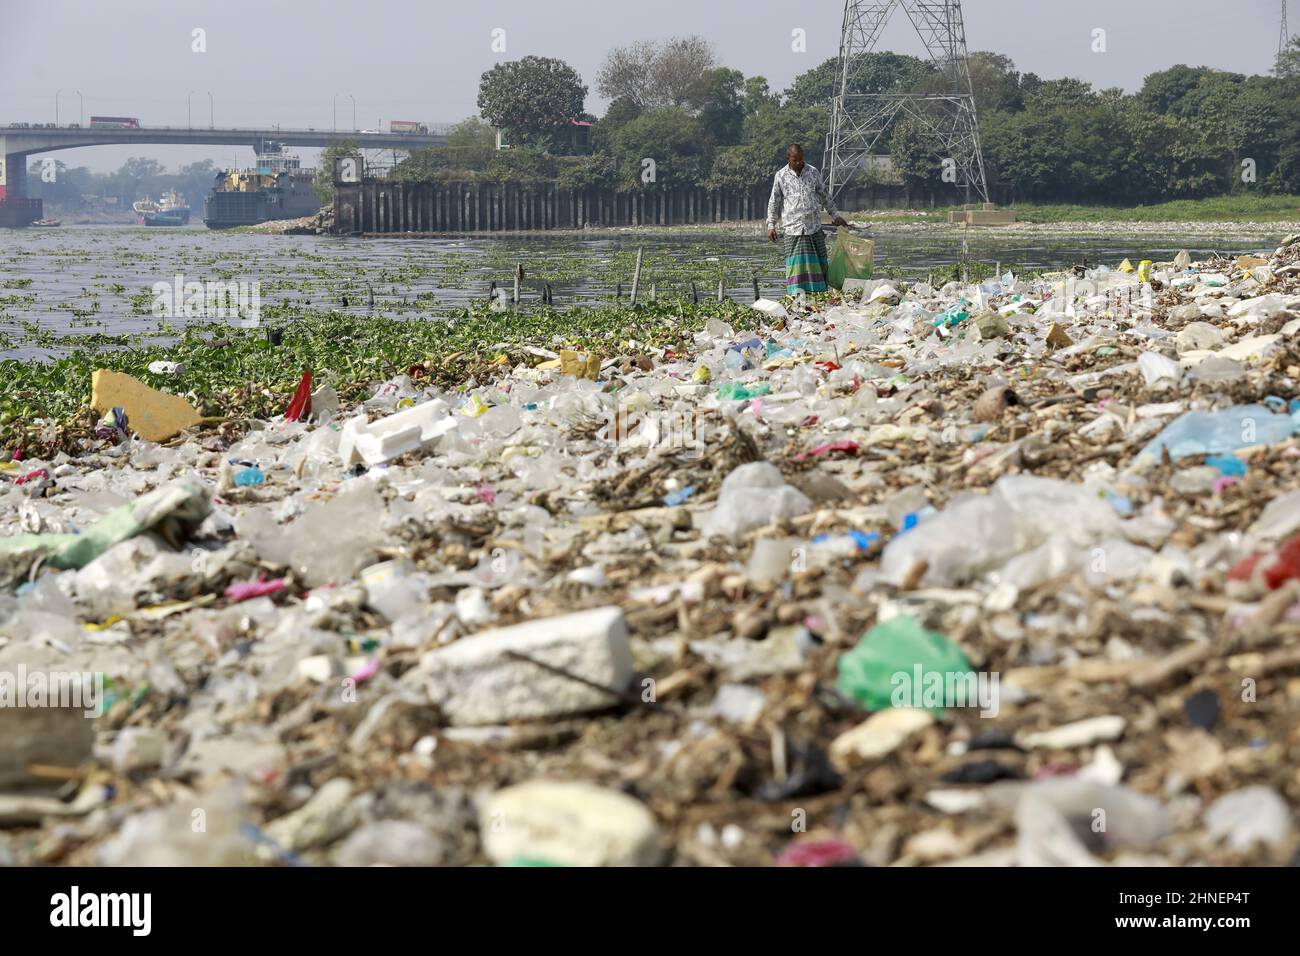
xmin=76 ymin=91 xmax=83 ymax=126
xmin=187 ymin=91 xmax=195 ymax=129
xmin=333 ymin=93 xmax=339 ymax=132
xmin=55 ymin=88 xmax=62 ymax=126
xmin=349 ymin=95 xmax=356 ymax=131
xmin=207 ymin=92 xmax=214 ymax=129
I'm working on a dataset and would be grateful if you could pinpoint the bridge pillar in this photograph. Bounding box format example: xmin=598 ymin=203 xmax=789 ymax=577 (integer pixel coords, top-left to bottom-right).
xmin=6 ymin=152 xmax=28 ymax=199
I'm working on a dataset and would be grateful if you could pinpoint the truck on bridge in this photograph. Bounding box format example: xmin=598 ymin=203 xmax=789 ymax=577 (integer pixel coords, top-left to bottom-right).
xmin=389 ymin=120 xmax=428 ymax=134
xmin=89 ymin=116 xmax=141 ymax=129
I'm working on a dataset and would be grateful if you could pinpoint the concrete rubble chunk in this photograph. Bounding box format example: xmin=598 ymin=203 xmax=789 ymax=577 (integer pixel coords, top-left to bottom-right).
xmin=1018 ymin=715 xmax=1127 ymax=749
xmin=830 ymin=707 xmax=934 ymax=771
xmin=411 ymin=606 xmax=633 ymax=725
xmin=0 ymin=704 xmax=96 ymax=791
xmin=480 ymin=780 xmax=662 ymax=866
xmin=264 ymin=778 xmax=359 ymax=852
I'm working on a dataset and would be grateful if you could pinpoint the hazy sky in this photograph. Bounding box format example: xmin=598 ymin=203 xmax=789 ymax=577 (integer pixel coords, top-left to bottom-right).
xmin=0 ymin=0 xmax=1291 ymax=172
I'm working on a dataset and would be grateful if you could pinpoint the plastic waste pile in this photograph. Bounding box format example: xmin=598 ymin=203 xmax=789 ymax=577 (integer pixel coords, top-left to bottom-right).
xmin=2 ymin=235 xmax=1300 ymax=867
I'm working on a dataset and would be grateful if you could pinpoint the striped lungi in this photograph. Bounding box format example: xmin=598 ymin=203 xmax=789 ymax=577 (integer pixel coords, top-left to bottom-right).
xmin=783 ymin=230 xmax=829 ymax=295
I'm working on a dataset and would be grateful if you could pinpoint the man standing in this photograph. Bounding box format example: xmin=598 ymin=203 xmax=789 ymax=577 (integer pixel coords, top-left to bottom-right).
xmin=766 ymin=144 xmax=848 ymax=296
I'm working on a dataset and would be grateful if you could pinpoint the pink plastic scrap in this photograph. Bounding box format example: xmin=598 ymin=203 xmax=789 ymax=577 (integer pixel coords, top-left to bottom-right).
xmin=795 ymin=440 xmax=860 ymax=462
xmin=225 ymin=578 xmax=288 ymax=602
xmin=349 ymin=658 xmax=382 ymax=683
xmin=776 ymin=838 xmax=860 ymax=867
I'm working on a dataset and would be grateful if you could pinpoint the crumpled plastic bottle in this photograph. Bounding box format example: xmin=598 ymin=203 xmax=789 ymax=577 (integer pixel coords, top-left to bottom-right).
xmin=699 ymin=462 xmax=810 ymax=541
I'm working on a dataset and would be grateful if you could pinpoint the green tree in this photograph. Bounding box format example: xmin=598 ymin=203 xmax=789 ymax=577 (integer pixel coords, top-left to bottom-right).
xmin=981 ymin=109 xmax=1070 ymax=201
xmin=391 ymin=147 xmax=456 ymax=182
xmin=1183 ymin=74 xmax=1282 ymax=189
xmin=706 ymin=143 xmax=769 ymax=189
xmin=1024 ymin=77 xmax=1096 ymax=113
xmin=176 ymin=160 xmax=216 ymax=208
xmin=698 ymin=68 xmax=745 ymax=146
xmin=591 ymin=96 xmax=643 ymax=154
xmin=965 ymin=52 xmax=1030 ymax=114
xmin=477 ymin=56 xmax=587 ymax=147
xmin=485 ymin=148 xmax=556 ymax=182
xmin=445 ymin=117 xmax=498 ymax=167
xmin=1277 ymin=35 xmax=1300 ymax=78
xmin=888 ymin=119 xmax=945 ymax=194
xmin=556 ymin=152 xmax=618 ymax=190
xmin=743 ymin=76 xmax=780 ymax=115
xmin=1139 ymin=65 xmax=1223 ymax=115
xmin=610 ymin=107 xmax=709 ymax=189
xmin=743 ymin=103 xmax=829 ymax=169
xmin=784 ymin=53 xmax=935 ymax=106
xmin=1270 ymin=50 xmax=1300 ymax=189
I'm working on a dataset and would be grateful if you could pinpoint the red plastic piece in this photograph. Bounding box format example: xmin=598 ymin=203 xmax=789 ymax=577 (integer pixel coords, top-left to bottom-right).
xmin=285 ymin=371 xmax=312 ymax=422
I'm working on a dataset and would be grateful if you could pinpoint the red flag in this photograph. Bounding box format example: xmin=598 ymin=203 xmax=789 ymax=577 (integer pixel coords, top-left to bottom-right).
xmin=285 ymin=370 xmax=312 ymax=422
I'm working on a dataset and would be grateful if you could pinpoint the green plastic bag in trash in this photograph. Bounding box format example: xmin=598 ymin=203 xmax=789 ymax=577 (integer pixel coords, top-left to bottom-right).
xmin=825 ymin=226 xmax=875 ymax=290
xmin=836 ymin=614 xmax=974 ymax=713
xmin=0 ymin=479 xmax=210 ymax=587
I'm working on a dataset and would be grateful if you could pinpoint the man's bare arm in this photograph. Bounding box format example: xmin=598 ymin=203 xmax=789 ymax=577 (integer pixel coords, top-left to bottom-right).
xmin=766 ymin=175 xmax=783 ymax=242
xmin=817 ymin=170 xmax=848 ymax=227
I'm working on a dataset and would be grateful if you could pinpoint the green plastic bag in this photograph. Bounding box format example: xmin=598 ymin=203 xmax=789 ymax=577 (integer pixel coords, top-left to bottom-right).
xmin=825 ymin=226 xmax=875 ymax=290
xmin=0 ymin=479 xmax=210 ymax=587
xmin=836 ymin=614 xmax=973 ymax=713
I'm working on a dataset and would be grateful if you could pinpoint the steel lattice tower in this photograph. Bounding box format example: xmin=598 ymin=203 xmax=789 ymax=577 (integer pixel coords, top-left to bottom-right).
xmin=825 ymin=0 xmax=990 ymax=204
xmin=1282 ymin=0 xmax=1290 ymax=62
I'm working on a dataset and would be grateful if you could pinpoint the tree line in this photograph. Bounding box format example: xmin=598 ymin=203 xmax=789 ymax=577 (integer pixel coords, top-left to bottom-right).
xmin=24 ymin=157 xmax=220 ymax=213
xmin=391 ymin=35 xmax=1300 ymax=205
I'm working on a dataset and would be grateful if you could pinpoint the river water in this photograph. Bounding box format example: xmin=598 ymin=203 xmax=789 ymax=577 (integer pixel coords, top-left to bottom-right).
xmin=0 ymin=222 xmax=1282 ymax=360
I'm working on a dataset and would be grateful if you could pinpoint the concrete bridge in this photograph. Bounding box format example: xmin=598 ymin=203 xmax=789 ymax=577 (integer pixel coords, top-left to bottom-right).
xmin=0 ymin=123 xmax=448 ymax=213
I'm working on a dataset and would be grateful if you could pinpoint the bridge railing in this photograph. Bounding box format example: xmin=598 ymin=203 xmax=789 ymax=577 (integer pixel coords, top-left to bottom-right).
xmin=5 ymin=123 xmax=452 ymax=135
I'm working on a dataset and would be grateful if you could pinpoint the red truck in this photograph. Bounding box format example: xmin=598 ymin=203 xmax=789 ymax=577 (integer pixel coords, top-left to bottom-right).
xmin=389 ymin=120 xmax=428 ymax=134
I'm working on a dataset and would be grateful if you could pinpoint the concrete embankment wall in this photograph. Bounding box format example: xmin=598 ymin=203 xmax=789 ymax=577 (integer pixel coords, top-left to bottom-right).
xmin=331 ymin=180 xmax=928 ymax=234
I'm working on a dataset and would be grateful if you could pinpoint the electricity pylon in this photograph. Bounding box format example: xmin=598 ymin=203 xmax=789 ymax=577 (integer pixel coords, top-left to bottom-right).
xmin=825 ymin=0 xmax=990 ymax=205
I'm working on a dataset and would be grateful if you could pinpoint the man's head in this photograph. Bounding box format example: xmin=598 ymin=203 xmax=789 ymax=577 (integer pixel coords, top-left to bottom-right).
xmin=787 ymin=144 xmax=805 ymax=174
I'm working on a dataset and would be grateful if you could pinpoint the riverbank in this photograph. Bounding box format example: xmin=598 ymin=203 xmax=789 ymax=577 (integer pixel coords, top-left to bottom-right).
xmin=421 ymin=215 xmax=1300 ymax=243
xmin=0 ymin=301 xmax=756 ymax=454
xmin=234 ymin=206 xmax=333 ymax=235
